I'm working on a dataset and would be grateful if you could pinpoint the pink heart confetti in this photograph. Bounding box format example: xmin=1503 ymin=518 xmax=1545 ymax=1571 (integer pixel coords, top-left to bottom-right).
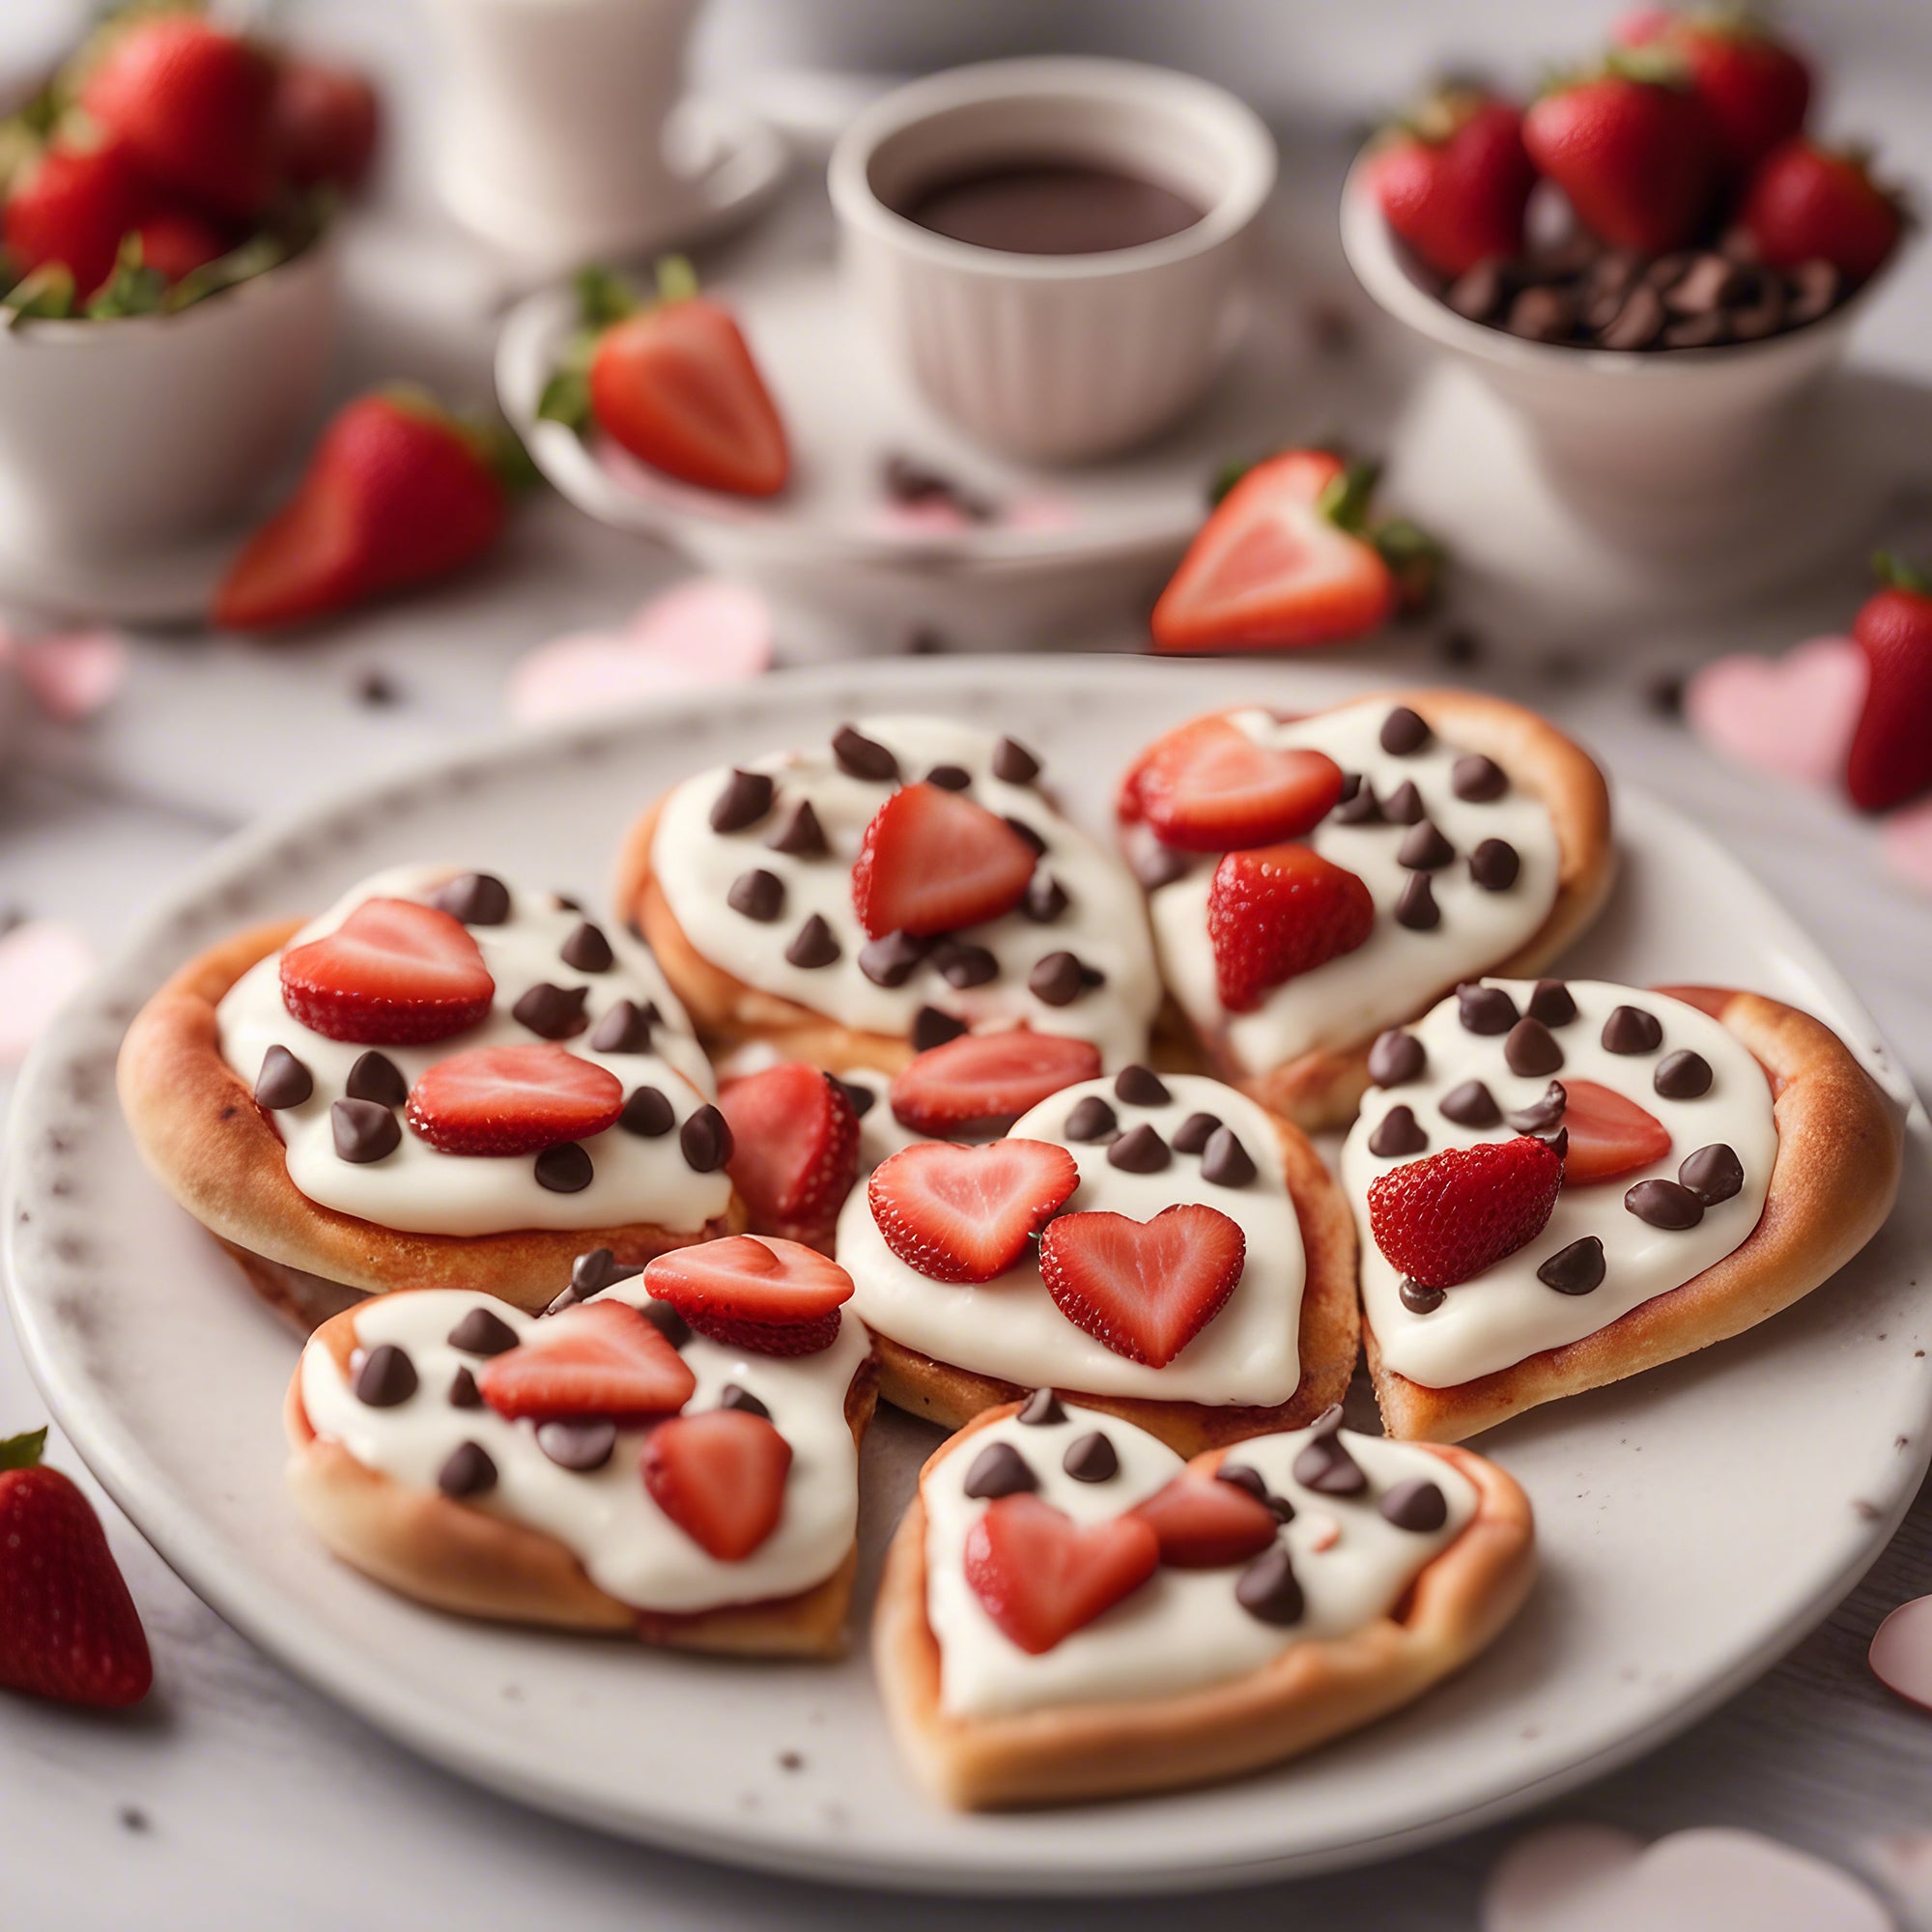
xmin=1683 ymin=636 xmax=1867 ymax=790
xmin=0 ymin=920 xmax=96 ymax=1065
xmin=1881 ymin=797 xmax=1932 ymax=896
xmin=0 ymin=627 xmax=128 ymax=723
xmin=1485 ymin=1824 xmax=1646 ymax=1932
xmin=1870 ymin=1594 xmax=1932 ymax=1710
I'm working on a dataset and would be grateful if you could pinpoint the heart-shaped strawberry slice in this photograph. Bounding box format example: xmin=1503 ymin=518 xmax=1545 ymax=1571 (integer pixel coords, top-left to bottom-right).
xmin=406 ymin=1044 xmax=624 ymax=1154
xmin=1560 ymin=1078 xmax=1672 ymax=1185
xmin=1121 ymin=714 xmax=1345 ymax=852
xmin=1132 ymin=1468 xmax=1280 ymax=1569
xmin=642 ymin=1235 xmax=853 ymax=1356
xmin=850 ymin=781 xmax=1037 ymax=940
xmin=642 ymin=1408 xmax=792 ymax=1561
xmin=963 ymin=1492 xmax=1159 ymax=1655
xmin=1038 ymin=1204 xmax=1246 ymax=1366
xmin=280 ymin=896 xmax=495 ymax=1044
xmin=868 ymin=1139 xmax=1080 ymax=1283
xmin=477 ymin=1300 xmax=695 ymax=1422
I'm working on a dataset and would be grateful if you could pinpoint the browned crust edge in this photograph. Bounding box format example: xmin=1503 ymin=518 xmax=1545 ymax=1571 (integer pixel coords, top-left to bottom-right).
xmin=1365 ymin=985 xmax=1906 ymax=1442
xmin=872 ymin=1404 xmax=1536 ymax=1808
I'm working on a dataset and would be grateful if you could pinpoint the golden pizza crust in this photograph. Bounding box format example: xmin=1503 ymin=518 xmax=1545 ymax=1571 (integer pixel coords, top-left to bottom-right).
xmin=872 ymin=1404 xmax=1535 ymax=1808
xmin=1365 ymin=985 xmax=1905 ymax=1442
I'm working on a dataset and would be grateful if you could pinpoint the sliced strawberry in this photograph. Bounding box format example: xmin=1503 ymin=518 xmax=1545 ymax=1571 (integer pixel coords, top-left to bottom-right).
xmin=719 ymin=1065 xmax=860 ymax=1245
xmin=889 ymin=1031 xmax=1101 ymax=1137
xmin=1207 ymin=843 xmax=1375 ymax=1012
xmin=642 ymin=1236 xmax=853 ymax=1356
xmin=406 ymin=1045 xmax=623 ymax=1155
xmin=1132 ymin=1469 xmax=1280 ymax=1569
xmin=1560 ymin=1078 xmax=1672 ymax=1185
xmin=850 ymin=782 xmax=1037 ymax=940
xmin=1151 ymin=451 xmax=1397 ymax=653
xmin=1847 ymin=562 xmax=1932 ymax=812
xmin=963 ymin=1492 xmax=1159 ymax=1655
xmin=1120 ymin=714 xmax=1345 ymax=853
xmin=1038 ymin=1204 xmax=1246 ymax=1368
xmin=1368 ymin=1135 xmax=1563 ymax=1289
xmin=642 ymin=1409 xmax=791 ymax=1561
xmin=868 ymin=1140 xmax=1079 ymax=1283
xmin=476 ymin=1300 xmax=696 ymax=1422
xmin=279 ymin=896 xmax=495 ymax=1044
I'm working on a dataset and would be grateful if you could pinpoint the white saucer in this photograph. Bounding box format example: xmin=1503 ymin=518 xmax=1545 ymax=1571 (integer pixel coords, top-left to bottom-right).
xmin=0 ymin=520 xmax=239 ymax=627
xmin=5 ymin=656 xmax=1925 ymax=1894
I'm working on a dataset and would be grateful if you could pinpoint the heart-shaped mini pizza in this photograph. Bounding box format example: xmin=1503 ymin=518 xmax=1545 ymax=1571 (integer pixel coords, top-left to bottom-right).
xmin=873 ymin=1396 xmax=1533 ymax=1807
xmin=1118 ymin=693 xmax=1614 ymax=1129
xmin=617 ymin=715 xmax=1161 ymax=1074
xmin=285 ymin=1237 xmax=876 ymax=1654
xmin=1346 ymin=978 xmax=1903 ymax=1440
xmin=119 ymin=865 xmax=741 ymax=1322
xmin=835 ymin=1061 xmax=1358 ymax=1453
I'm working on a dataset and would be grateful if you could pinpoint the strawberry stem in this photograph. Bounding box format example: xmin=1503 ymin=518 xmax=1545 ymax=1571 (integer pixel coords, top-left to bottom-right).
xmin=0 ymin=1427 xmax=47 ymax=1471
xmin=1317 ymin=460 xmax=1382 ymax=534
xmin=1873 ymin=550 xmax=1932 ymax=595
xmin=654 ymin=254 xmax=698 ymax=305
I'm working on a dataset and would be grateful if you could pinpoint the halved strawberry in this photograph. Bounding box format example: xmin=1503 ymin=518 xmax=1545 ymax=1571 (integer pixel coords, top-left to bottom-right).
xmin=1039 ymin=1204 xmax=1245 ymax=1367
xmin=406 ymin=1044 xmax=623 ymax=1155
xmin=642 ymin=1409 xmax=791 ymax=1561
xmin=1207 ymin=843 xmax=1376 ymax=1012
xmin=1120 ymin=715 xmax=1345 ymax=853
xmin=1132 ymin=1468 xmax=1279 ymax=1569
xmin=1368 ymin=1135 xmax=1563 ymax=1289
xmin=642 ymin=1235 xmax=853 ymax=1356
xmin=963 ymin=1492 xmax=1159 ymax=1655
xmin=1560 ymin=1078 xmax=1672 ymax=1185
xmin=476 ymin=1300 xmax=695 ymax=1422
xmin=868 ymin=1140 xmax=1079 ymax=1283
xmin=719 ymin=1065 xmax=860 ymax=1246
xmin=279 ymin=896 xmax=495 ymax=1044
xmin=850 ymin=782 xmax=1037 ymax=940
xmin=889 ymin=1031 xmax=1101 ymax=1138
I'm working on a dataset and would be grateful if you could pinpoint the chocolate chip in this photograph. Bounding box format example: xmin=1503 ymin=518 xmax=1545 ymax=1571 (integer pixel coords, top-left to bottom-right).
xmin=832 ymin=725 xmax=898 ymax=781
xmin=537 ymin=1418 xmax=615 ymax=1471
xmin=1680 ymin=1142 xmax=1744 ymax=1205
xmin=932 ymin=940 xmax=998 ymax=988
xmin=591 ymin=998 xmax=656 ymax=1054
xmin=992 ymin=736 xmax=1040 ymax=784
xmin=1655 ymin=1049 xmax=1713 ymax=1099
xmin=513 ymin=982 xmax=588 ymax=1039
xmin=535 ymin=1143 xmax=593 ymax=1192
xmin=1662 ymin=311 xmax=1730 ymax=350
xmin=332 ymin=1098 xmax=399 ymax=1163
xmin=1451 ymin=753 xmax=1508 ymax=802
xmin=1505 ymin=1017 xmax=1564 ymax=1077
xmin=640 ymin=1298 xmax=691 ymax=1348
xmin=1469 ymin=838 xmax=1520 ymax=891
xmin=765 ymin=799 xmax=828 ymax=858
xmin=1787 ymin=257 xmax=1841 ymax=327
xmin=571 ymin=1247 xmax=642 ymax=1294
xmin=1063 ymin=1432 xmax=1118 ymax=1483
xmin=1383 ymin=779 xmax=1427 ymax=825
xmin=1236 ymin=1547 xmax=1304 ymax=1626
xmin=448 ymin=1307 xmax=520 ymax=1355
xmin=1400 ymin=1279 xmax=1446 ymax=1314
xmin=1603 ymin=1006 xmax=1662 ymax=1054
xmin=679 ymin=1104 xmax=732 ymax=1172
xmin=560 ymin=922 xmax=613 ymax=972
xmin=1015 ymin=1388 xmax=1065 ymax=1426
xmin=1003 ymin=816 xmax=1046 ymax=857
xmin=1398 ymin=822 xmax=1456 ymax=871
xmin=1293 ymin=1432 xmax=1368 ymax=1496
xmin=924 ymin=764 xmax=972 ymax=791
xmin=1064 ymin=1095 xmax=1119 ymax=1143
xmin=963 ymin=1440 xmax=1037 ymax=1499
xmin=912 ymin=1007 xmax=967 ymax=1053
xmin=1114 ymin=1065 xmax=1170 ymax=1107
xmin=1527 ymin=980 xmax=1577 ymax=1028
xmin=430 ymin=871 xmax=510 ymax=924
xmin=1597 ymin=280 xmax=1666 ymax=351
xmin=543 ymin=1283 xmax=583 ymax=1316
xmin=1127 ymin=831 xmax=1189 ymax=891
xmin=1458 ymin=983 xmax=1519 ymax=1035
xmin=1440 ymin=1079 xmax=1501 ymax=1126
xmin=858 ymin=930 xmax=930 ymax=988
xmin=1446 ymin=258 xmax=1512 ymax=323
xmin=553 ymin=893 xmax=584 ymax=914
xmin=1626 ymin=1178 xmax=1705 ymax=1230
xmin=719 ymin=1383 xmax=770 ymax=1418
xmin=1537 ymin=1236 xmax=1606 ymax=1294
xmin=727 ymin=868 xmax=785 ymax=923
xmin=1368 ymin=1030 xmax=1426 ymax=1087
xmin=353 ymin=1342 xmax=416 ymax=1406
xmin=1394 ymin=874 xmax=1440 ymax=930
xmin=1107 ymin=1122 xmax=1170 ymax=1173
xmin=1369 ymin=1105 xmax=1429 ymax=1157
xmin=1507 ymin=283 xmax=1577 ymax=342
xmin=438 ymin=1441 xmax=497 ymax=1497
xmin=1029 ymin=952 xmax=1086 ymax=1007
xmin=1506 ymin=1081 xmax=1567 ymax=1135
xmin=448 ymin=1366 xmax=481 ymax=1407
xmin=619 ymin=1085 xmax=674 ymax=1136
xmin=1379 ymin=1476 xmax=1448 ymax=1532
xmin=710 ymin=769 xmax=775 ymax=833
xmin=1379 ymin=706 xmax=1432 ymax=755
xmin=1022 ymin=873 xmax=1068 ymax=923
xmin=1664 ymin=251 xmax=1744 ymax=317
xmin=1170 ymin=1111 xmax=1219 ymax=1153
xmin=254 ymin=1044 xmax=312 ymax=1109
xmin=834 ymin=1077 xmax=876 ymax=1120
xmin=785 ymin=915 xmax=840 ymax=969
xmin=1217 ymin=1462 xmax=1268 ymax=1502
xmin=1200 ymin=1126 xmax=1256 ymax=1188
xmin=1336 ymin=781 xmax=1383 ymax=825
xmin=346 ymin=1051 xmax=407 ymax=1107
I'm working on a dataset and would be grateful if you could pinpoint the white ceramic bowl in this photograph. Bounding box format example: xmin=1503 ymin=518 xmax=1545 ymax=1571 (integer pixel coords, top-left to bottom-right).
xmin=829 ymin=58 xmax=1276 ymax=466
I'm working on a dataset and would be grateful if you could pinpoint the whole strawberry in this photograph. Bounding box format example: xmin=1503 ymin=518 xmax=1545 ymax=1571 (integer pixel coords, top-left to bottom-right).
xmin=270 ymin=57 xmax=382 ymax=194
xmin=3 ymin=135 xmax=155 ymax=301
xmin=1368 ymin=90 xmax=1536 ymax=279
xmin=1846 ymin=554 xmax=1932 ymax=812
xmin=0 ymin=1429 xmax=152 ymax=1709
xmin=1740 ymin=139 xmax=1903 ymax=285
xmin=1368 ymin=1135 xmax=1563 ymax=1289
xmin=1615 ymin=9 xmax=1810 ymax=175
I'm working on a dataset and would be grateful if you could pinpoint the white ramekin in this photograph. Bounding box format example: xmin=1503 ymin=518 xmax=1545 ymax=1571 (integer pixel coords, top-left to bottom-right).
xmin=829 ymin=58 xmax=1277 ymax=467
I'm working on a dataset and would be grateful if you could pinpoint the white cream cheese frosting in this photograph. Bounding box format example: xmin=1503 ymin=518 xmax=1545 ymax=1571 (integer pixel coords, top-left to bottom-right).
xmin=1144 ymin=700 xmax=1562 ymax=1075
xmin=299 ymin=1280 xmax=871 ymax=1615
xmin=651 ymin=715 xmax=1160 ymax=1067
xmin=217 ymin=865 xmax=731 ymax=1237
xmin=1345 ymin=979 xmax=1776 ymax=1389
xmin=837 ymin=1071 xmax=1306 ymax=1406
xmin=924 ymin=1403 xmax=1474 ymax=1719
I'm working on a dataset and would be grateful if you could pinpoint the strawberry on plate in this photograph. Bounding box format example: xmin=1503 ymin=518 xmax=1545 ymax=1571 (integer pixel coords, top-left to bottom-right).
xmin=889 ymin=1031 xmax=1101 ymax=1138
xmin=643 ymin=1235 xmax=854 ymax=1356
xmin=1846 ymin=555 xmax=1932 ymax=811
xmin=1367 ymin=89 xmax=1537 ymax=279
xmin=1368 ymin=1135 xmax=1563 ymax=1289
xmin=476 ymin=1300 xmax=696 ymax=1422
xmin=850 ymin=781 xmax=1037 ymax=940
xmin=1614 ymin=8 xmax=1810 ymax=176
xmin=963 ymin=1492 xmax=1159 ymax=1655
xmin=1132 ymin=1468 xmax=1279 ymax=1569
xmin=279 ymin=896 xmax=495 ymax=1044
xmin=270 ymin=57 xmax=382 ymax=193
xmin=1207 ymin=842 xmax=1376 ymax=1013
xmin=642 ymin=1409 xmax=792 ymax=1561
xmin=0 ymin=1428 xmax=151 ymax=1709
xmin=1120 ymin=714 xmax=1345 ymax=853
xmin=1039 ymin=1204 xmax=1246 ymax=1368
xmin=719 ymin=1063 xmax=861 ymax=1246
xmin=1559 ymin=1078 xmax=1671 ymax=1185
xmin=2 ymin=136 xmax=155 ymax=301
xmin=1739 ymin=138 xmax=1904 ymax=287
xmin=868 ymin=1140 xmax=1080 ymax=1284
xmin=406 ymin=1045 xmax=623 ymax=1155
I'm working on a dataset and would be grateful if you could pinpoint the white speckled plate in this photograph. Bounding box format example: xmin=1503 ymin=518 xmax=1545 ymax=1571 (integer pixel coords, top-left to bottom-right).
xmin=5 ymin=657 xmax=1927 ymax=1895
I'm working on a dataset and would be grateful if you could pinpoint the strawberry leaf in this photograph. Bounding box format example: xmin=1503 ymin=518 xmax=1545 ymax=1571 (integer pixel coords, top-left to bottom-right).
xmin=3 ymin=261 xmax=75 ymax=322
xmin=575 ymin=263 xmax=639 ymax=330
xmin=1873 ymin=550 xmax=1932 ymax=595
xmin=84 ymin=232 xmax=166 ymax=319
xmin=1316 ymin=459 xmax=1382 ymax=534
xmin=1373 ymin=517 xmax=1447 ymax=613
xmin=536 ymin=367 xmax=592 ymax=433
xmin=0 ymin=1427 xmax=47 ymax=1471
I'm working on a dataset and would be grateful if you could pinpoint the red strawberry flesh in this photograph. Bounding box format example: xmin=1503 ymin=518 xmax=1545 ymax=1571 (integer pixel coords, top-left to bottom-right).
xmin=1559 ymin=1078 xmax=1672 ymax=1185
xmin=1132 ymin=1468 xmax=1280 ymax=1569
xmin=962 ymin=1491 xmax=1159 ymax=1655
xmin=1207 ymin=842 xmax=1376 ymax=1012
xmin=1368 ymin=1135 xmax=1563 ymax=1289
xmin=1847 ymin=579 xmax=1932 ymax=811
xmin=476 ymin=1300 xmax=696 ymax=1422
xmin=1038 ymin=1203 xmax=1246 ymax=1367
xmin=868 ymin=1140 xmax=1079 ymax=1284
xmin=889 ymin=1030 xmax=1101 ymax=1137
xmin=1123 ymin=714 xmax=1346 ymax=853
xmin=850 ymin=781 xmax=1037 ymax=940
xmin=642 ymin=1409 xmax=791 ymax=1561
xmin=406 ymin=1044 xmax=623 ymax=1155
xmin=280 ymin=896 xmax=495 ymax=1044
xmin=719 ymin=1064 xmax=860 ymax=1245
xmin=643 ymin=1235 xmax=853 ymax=1356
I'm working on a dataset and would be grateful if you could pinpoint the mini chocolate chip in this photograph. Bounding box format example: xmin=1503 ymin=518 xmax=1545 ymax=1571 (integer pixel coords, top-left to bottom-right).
xmin=1369 ymin=1105 xmax=1429 ymax=1157
xmin=1394 ymin=873 xmax=1440 ymax=929
xmin=912 ymin=1007 xmax=968 ymax=1052
xmin=591 ymin=999 xmax=656 ymax=1054
xmin=640 ymin=1298 xmax=692 ymax=1347
xmin=1400 ymin=1279 xmax=1446 ymax=1314
xmin=1598 ymin=280 xmax=1666 ymax=351
xmin=1064 ymin=1095 xmax=1119 ymax=1143
xmin=1506 ymin=1081 xmax=1568 ymax=1135
xmin=1379 ymin=1477 xmax=1448 ymax=1532
xmin=1079 ymin=961 xmax=1107 ymax=989
xmin=537 ymin=1418 xmax=615 ymax=1471
xmin=1680 ymin=1142 xmax=1744 ymax=1205
xmin=571 ymin=1247 xmax=642 ymax=1294
xmin=1127 ymin=833 xmax=1189 ymax=891
xmin=1787 ymin=257 xmax=1841 ymax=326
xmin=1447 ymin=258 xmax=1511 ymax=322
xmin=1004 ymin=815 xmax=1047 ymax=856
xmin=963 ymin=1441 xmax=1037 ymax=1499
xmin=430 ymin=871 xmax=510 ymax=924
xmin=353 ymin=1343 xmax=416 ymax=1406
xmin=448 ymin=1307 xmax=520 ymax=1355
xmin=1368 ymin=1030 xmax=1427 ymax=1086
xmin=1307 ymin=1402 xmax=1344 ymax=1436
xmin=1293 ymin=1433 xmax=1368 ymax=1496
xmin=858 ymin=930 xmax=930 ymax=988
xmin=1505 ymin=1017 xmax=1565 ymax=1077
xmin=1440 ymin=1079 xmax=1501 ymax=1126
xmin=560 ymin=922 xmax=613 ymax=972
xmin=1451 ymin=754 xmax=1508 ymax=802
xmin=619 ymin=1086 xmax=674 ymax=1136
xmin=710 ymin=768 xmax=775 ymax=833
xmin=332 ymin=1097 xmax=399 ymax=1163
xmin=1201 ymin=1127 xmax=1256 ymax=1188
xmin=1108 ymin=1122 xmax=1170 ymax=1173
xmin=992 ymin=736 xmax=1041 ymax=784
xmin=1399 ymin=821 xmax=1456 ymax=871
xmin=1507 ymin=283 xmax=1577 ymax=342
xmin=1662 ymin=311 xmax=1731 ymax=350
xmin=832 ymin=725 xmax=898 ymax=781
xmin=1603 ymin=1006 xmax=1663 ymax=1054
xmin=1336 ymin=781 xmax=1384 ymax=825
xmin=346 ymin=1050 xmax=408 ymax=1107
xmin=1538 ymin=1236 xmax=1606 ymax=1294
xmin=719 ymin=1383 xmax=770 ymax=1418
xmin=448 ymin=1366 xmax=481 ymax=1407
xmin=1626 ymin=1178 xmax=1705 ymax=1230
xmin=1655 ymin=1049 xmax=1713 ymax=1099
xmin=1383 ymin=779 xmax=1427 ymax=825
xmin=765 ymin=799 xmax=828 ymax=858
xmin=1114 ymin=1065 xmax=1170 ymax=1107
xmin=924 ymin=764 xmax=972 ymax=791
xmin=1469 ymin=838 xmax=1520 ymax=891
xmin=1527 ymin=980 xmax=1577 ymax=1028
xmin=934 ymin=940 xmax=999 ymax=988
xmin=1064 ymin=1432 xmax=1119 ymax=1482
xmin=1217 ymin=1462 xmax=1268 ymax=1501
xmin=513 ymin=982 xmax=589 ymax=1039
xmin=438 ymin=1441 xmax=497 ymax=1498
xmin=727 ymin=868 xmax=786 ymax=922
xmin=1022 ymin=873 xmax=1069 ymax=923
xmin=785 ymin=914 xmax=841 ymax=969
xmin=1458 ymin=983 xmax=1519 ymax=1035
xmin=1171 ymin=1111 xmax=1219 ymax=1153
xmin=833 ymin=1077 xmax=876 ymax=1119
xmin=535 ymin=1143 xmax=593 ymax=1192
xmin=544 ymin=1284 xmax=583 ymax=1316
xmin=254 ymin=1044 xmax=312 ymax=1109
xmin=1236 ymin=1547 xmax=1304 ymax=1626
xmin=1015 ymin=1388 xmax=1065 ymax=1426
xmin=553 ymin=893 xmax=583 ymax=913
xmin=1029 ymin=951 xmax=1086 ymax=1007
xmin=680 ymin=1104 xmax=732 ymax=1172
xmin=1379 ymin=706 xmax=1432 ymax=755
